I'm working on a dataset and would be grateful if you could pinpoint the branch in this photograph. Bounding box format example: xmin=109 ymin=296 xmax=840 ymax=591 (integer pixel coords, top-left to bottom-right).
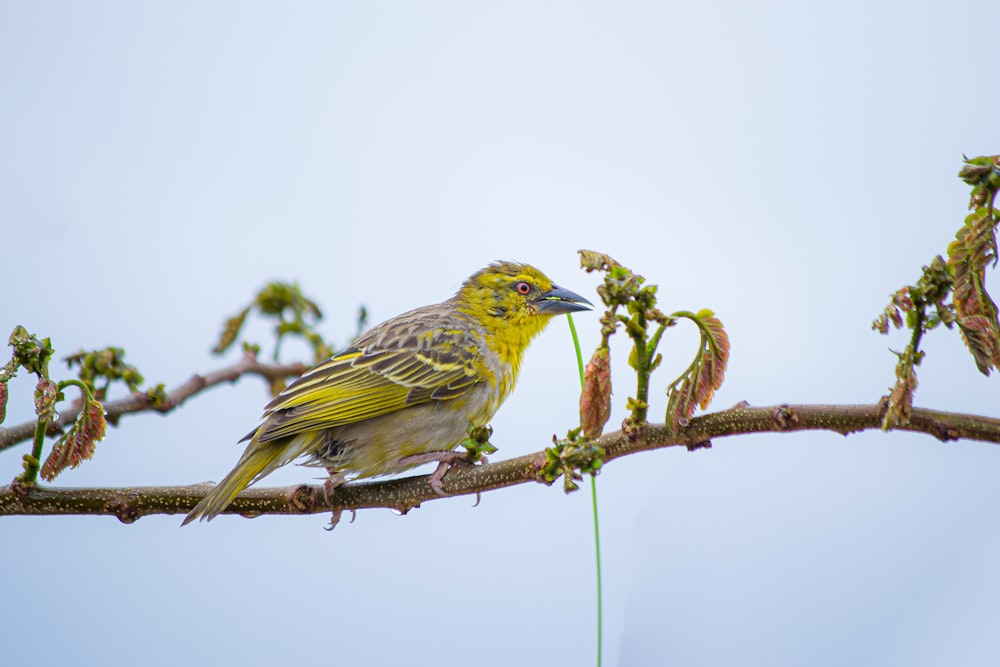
xmin=0 ymin=352 xmax=307 ymax=453
xmin=3 ymin=402 xmax=998 ymax=522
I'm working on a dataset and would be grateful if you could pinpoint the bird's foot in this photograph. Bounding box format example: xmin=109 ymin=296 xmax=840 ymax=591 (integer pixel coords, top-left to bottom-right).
xmin=320 ymin=470 xmax=351 ymax=529
xmin=397 ymin=450 xmax=470 ymax=497
xmin=322 ymin=469 xmax=345 ymax=506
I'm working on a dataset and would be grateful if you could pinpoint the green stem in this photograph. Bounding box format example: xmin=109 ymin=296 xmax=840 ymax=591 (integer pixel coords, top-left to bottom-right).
xmin=907 ymin=305 xmax=926 ymax=368
xmin=589 ymin=473 xmax=603 ymax=667
xmin=21 ymin=417 xmax=47 ymax=484
xmin=59 ymin=378 xmax=96 ymax=402
xmin=630 ymin=312 xmax=650 ymax=424
xmin=567 ymin=314 xmax=586 ymax=385
xmin=646 ymin=322 xmax=667 ymax=360
xmin=566 ymin=314 xmax=603 ymax=667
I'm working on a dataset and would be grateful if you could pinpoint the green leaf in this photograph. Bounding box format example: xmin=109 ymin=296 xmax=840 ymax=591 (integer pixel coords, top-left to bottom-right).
xmin=958 ymin=154 xmax=1000 ymax=209
xmin=578 ymin=250 xmax=622 ymax=273
xmin=215 ymin=282 xmax=334 ymax=363
xmin=8 ymin=326 xmax=54 ymax=378
xmin=213 ymin=307 xmax=250 ymax=355
xmin=64 ymin=347 xmax=145 ymax=397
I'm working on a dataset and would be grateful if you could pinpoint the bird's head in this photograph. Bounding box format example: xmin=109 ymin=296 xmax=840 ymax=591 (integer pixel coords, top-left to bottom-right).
xmin=453 ymin=261 xmax=592 ymax=397
xmin=456 ymin=261 xmax=592 ymax=336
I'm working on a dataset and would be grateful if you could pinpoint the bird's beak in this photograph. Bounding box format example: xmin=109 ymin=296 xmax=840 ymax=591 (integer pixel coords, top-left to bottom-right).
xmin=536 ymin=285 xmax=593 ymax=314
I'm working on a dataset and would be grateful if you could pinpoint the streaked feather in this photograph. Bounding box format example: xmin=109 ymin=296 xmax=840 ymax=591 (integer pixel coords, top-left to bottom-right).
xmin=253 ymin=307 xmax=488 ymax=442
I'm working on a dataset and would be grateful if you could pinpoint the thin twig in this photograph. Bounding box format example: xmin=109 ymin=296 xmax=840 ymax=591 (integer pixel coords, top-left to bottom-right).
xmin=2 ymin=402 xmax=998 ymax=522
xmin=0 ymin=352 xmax=307 ymax=452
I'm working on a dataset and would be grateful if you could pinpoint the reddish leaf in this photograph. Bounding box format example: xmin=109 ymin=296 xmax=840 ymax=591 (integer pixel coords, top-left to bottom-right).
xmin=948 ymin=210 xmax=1000 ymax=375
xmin=580 ymin=347 xmax=612 ymax=438
xmin=666 ymin=311 xmax=730 ymax=431
xmin=957 ymin=315 xmax=1000 ymax=376
xmin=695 ymin=311 xmax=730 ymax=410
xmin=41 ymin=401 xmax=106 ymax=481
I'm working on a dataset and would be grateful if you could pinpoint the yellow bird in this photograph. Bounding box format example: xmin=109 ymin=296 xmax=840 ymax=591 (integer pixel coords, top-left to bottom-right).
xmin=183 ymin=261 xmax=591 ymax=524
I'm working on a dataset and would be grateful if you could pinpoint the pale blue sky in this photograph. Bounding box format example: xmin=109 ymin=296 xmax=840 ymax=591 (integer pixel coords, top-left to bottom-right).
xmin=2 ymin=2 xmax=999 ymax=665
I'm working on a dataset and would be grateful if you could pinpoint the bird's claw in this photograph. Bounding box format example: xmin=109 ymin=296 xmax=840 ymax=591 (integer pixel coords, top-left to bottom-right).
xmin=394 ymin=450 xmax=471 ymax=496
xmin=321 ymin=469 xmax=352 ymax=530
xmin=323 ymin=508 xmax=356 ymax=531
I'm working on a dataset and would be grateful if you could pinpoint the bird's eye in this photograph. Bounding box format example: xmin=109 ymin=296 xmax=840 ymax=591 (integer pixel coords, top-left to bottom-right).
xmin=515 ymin=281 xmax=532 ymax=295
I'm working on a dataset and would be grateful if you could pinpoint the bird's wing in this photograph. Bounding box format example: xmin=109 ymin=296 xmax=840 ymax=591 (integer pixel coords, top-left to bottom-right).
xmin=252 ymin=324 xmax=485 ymax=443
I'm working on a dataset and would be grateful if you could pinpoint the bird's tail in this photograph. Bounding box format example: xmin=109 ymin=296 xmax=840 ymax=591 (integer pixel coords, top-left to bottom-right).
xmin=181 ymin=434 xmax=308 ymax=525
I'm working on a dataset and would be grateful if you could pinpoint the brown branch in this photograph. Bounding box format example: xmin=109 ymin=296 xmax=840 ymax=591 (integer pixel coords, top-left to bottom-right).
xmin=2 ymin=402 xmax=998 ymax=522
xmin=0 ymin=352 xmax=307 ymax=453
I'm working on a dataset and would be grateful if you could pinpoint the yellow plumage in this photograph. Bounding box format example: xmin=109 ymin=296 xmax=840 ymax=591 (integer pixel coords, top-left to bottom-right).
xmin=183 ymin=261 xmax=590 ymax=524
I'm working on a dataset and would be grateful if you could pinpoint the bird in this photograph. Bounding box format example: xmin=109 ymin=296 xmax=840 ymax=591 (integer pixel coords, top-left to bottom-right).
xmin=182 ymin=261 xmax=592 ymax=524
